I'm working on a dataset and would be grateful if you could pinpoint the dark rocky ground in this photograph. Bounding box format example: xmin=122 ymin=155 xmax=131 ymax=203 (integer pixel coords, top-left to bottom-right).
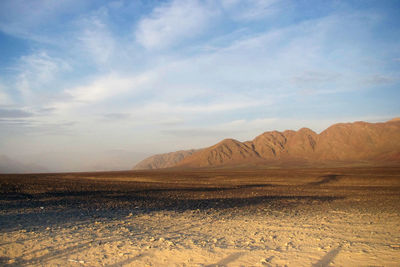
xmin=1 ymin=167 xmax=400 ymax=266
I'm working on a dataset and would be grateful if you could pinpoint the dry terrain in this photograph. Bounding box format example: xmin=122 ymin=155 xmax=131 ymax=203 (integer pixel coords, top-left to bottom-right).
xmin=1 ymin=167 xmax=400 ymax=266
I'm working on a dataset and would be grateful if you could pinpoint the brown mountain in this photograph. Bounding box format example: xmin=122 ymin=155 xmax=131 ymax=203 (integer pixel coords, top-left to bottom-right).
xmin=133 ymin=118 xmax=400 ymax=169
xmin=176 ymin=138 xmax=263 ymax=168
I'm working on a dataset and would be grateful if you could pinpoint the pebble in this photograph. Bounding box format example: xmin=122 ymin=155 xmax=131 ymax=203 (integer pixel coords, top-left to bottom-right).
xmin=260 ymin=256 xmax=274 ymax=265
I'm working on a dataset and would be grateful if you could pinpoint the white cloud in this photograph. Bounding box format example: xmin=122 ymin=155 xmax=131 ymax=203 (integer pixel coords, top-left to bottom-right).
xmin=65 ymin=72 xmax=152 ymax=104
xmin=135 ymin=0 xmax=215 ymax=49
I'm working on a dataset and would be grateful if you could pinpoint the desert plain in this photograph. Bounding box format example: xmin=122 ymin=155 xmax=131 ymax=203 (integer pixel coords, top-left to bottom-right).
xmin=1 ymin=166 xmax=400 ymax=266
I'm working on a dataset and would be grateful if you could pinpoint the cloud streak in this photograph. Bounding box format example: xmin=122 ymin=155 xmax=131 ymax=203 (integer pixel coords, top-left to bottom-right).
xmin=0 ymin=108 xmax=33 ymax=118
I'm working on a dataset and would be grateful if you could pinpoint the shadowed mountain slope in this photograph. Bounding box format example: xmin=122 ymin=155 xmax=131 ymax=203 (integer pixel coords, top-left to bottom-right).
xmin=177 ymin=139 xmax=262 ymax=168
xmin=133 ymin=119 xmax=400 ymax=169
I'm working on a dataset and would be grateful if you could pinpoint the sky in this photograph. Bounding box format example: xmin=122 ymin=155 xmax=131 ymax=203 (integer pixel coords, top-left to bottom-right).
xmin=0 ymin=0 xmax=399 ymax=172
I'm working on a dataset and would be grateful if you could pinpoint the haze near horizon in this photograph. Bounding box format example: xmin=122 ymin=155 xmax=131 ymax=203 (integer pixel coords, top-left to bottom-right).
xmin=1 ymin=0 xmax=400 ymax=172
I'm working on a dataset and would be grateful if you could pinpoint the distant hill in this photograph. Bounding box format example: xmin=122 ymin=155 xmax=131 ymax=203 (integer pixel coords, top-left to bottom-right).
xmin=133 ymin=149 xmax=199 ymax=170
xmin=0 ymin=155 xmax=47 ymax=173
xmin=133 ymin=118 xmax=400 ymax=169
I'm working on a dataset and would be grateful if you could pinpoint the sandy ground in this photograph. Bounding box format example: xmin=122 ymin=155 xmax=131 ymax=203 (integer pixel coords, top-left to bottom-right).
xmin=1 ymin=167 xmax=400 ymax=266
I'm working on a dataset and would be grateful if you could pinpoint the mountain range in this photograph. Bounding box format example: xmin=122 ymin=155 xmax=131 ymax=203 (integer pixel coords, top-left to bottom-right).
xmin=133 ymin=118 xmax=400 ymax=170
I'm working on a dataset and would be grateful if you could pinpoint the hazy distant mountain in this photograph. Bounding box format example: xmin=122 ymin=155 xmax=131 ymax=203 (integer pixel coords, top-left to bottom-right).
xmin=133 ymin=149 xmax=199 ymax=170
xmin=133 ymin=118 xmax=400 ymax=169
xmin=0 ymin=155 xmax=47 ymax=173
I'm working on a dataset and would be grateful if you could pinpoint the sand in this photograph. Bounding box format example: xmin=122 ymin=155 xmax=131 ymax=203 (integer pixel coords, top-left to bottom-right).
xmin=1 ymin=167 xmax=400 ymax=266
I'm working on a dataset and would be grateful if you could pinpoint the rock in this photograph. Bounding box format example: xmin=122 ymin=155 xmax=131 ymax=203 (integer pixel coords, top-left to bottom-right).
xmin=260 ymin=256 xmax=274 ymax=265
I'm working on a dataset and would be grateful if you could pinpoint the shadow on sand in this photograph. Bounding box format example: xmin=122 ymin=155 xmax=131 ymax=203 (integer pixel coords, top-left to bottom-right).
xmin=312 ymin=245 xmax=342 ymax=267
xmin=0 ymin=184 xmax=344 ymax=232
xmin=308 ymin=175 xmax=342 ymax=186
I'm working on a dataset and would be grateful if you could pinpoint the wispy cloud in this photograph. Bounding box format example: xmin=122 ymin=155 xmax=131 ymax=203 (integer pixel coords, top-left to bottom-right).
xmin=135 ymin=0 xmax=215 ymax=49
xmin=64 ymin=72 xmax=152 ymax=104
xmin=75 ymin=8 xmax=116 ymax=65
xmin=221 ymin=0 xmax=280 ymax=21
xmin=221 ymin=118 xmax=278 ymax=129
xmin=12 ymin=51 xmax=70 ymax=103
xmin=102 ymin=113 xmax=131 ymax=121
xmin=0 ymin=0 xmax=90 ymax=43
xmin=0 ymin=108 xmax=33 ymax=119
xmin=362 ymin=74 xmax=398 ymax=85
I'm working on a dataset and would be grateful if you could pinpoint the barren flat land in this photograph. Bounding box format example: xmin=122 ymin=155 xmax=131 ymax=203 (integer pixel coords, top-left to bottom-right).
xmin=1 ymin=167 xmax=400 ymax=266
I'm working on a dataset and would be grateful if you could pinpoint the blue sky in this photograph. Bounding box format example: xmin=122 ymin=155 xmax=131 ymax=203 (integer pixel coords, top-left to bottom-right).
xmin=0 ymin=0 xmax=399 ymax=171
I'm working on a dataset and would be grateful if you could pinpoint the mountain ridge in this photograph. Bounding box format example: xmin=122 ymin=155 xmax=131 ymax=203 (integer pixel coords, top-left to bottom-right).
xmin=133 ymin=118 xmax=400 ymax=170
